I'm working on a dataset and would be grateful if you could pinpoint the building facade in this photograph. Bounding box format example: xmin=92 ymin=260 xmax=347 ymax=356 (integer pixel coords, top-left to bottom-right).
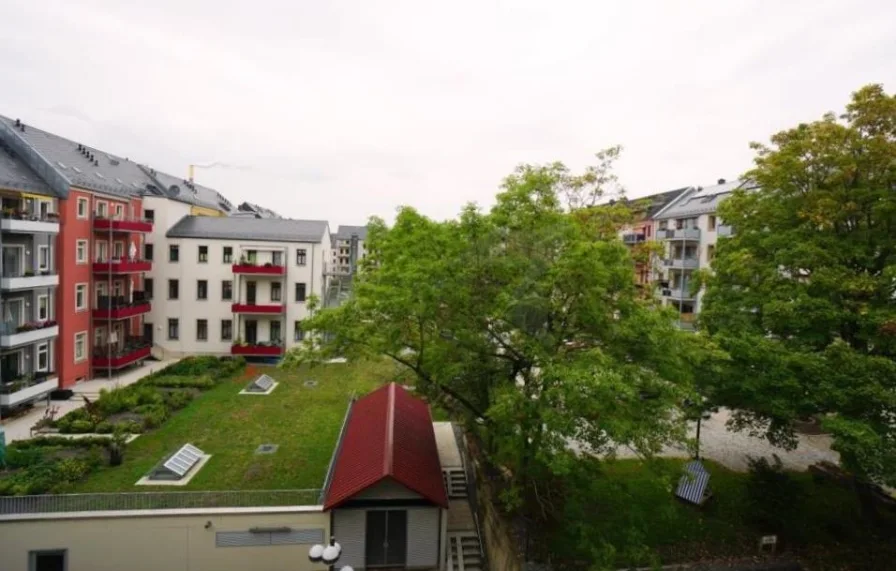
xmin=618 ymin=189 xmax=688 ymax=288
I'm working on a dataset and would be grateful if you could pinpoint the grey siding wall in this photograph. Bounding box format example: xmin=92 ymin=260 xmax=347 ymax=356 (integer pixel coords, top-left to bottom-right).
xmin=333 ymin=509 xmax=366 ymax=568
xmin=407 ymin=507 xmax=440 ymax=567
xmin=353 ymin=479 xmax=422 ymax=501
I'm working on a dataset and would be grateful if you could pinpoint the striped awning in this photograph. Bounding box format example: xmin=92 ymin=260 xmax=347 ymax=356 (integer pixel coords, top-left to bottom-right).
xmin=675 ymin=460 xmax=710 ymax=504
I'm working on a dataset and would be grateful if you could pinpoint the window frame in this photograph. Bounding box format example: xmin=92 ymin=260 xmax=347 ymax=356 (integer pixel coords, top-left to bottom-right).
xmin=223 ymin=246 xmax=233 ymax=264
xmin=296 ymin=249 xmax=307 ymax=266
xmin=144 ymin=278 xmax=154 ymax=299
xmin=75 ymin=283 xmax=88 ymax=312
xmin=37 ymin=294 xmax=50 ymax=321
xmin=169 ymin=244 xmax=180 ymax=262
xmin=221 ymin=319 xmax=233 ymax=341
xmin=144 ymin=243 xmax=154 ymax=261
xmin=36 ymin=343 xmax=49 ymax=372
xmin=144 ymin=208 xmax=155 ymax=222
xmin=197 ymin=279 xmax=208 ymax=300
xmin=75 ymin=240 xmax=88 ymax=264
xmin=96 ymin=201 xmax=108 ymax=218
xmin=198 ymin=245 xmax=209 ymax=263
xmin=168 ymin=279 xmax=179 ymax=300
xmin=29 ymin=549 xmax=68 ymax=571
xmin=168 ymin=318 xmax=180 ymax=340
xmin=271 ymin=282 xmax=282 ymax=302
xmin=708 ymin=215 xmax=717 ymax=231
xmin=295 ymin=282 xmax=307 ymax=302
xmin=38 ymin=245 xmax=50 ymax=271
xmin=222 ymin=280 xmax=233 ymax=301
xmin=76 ymin=198 xmax=88 ymax=219
xmin=74 ymin=332 xmax=87 ymax=363
xmin=196 ymin=319 xmax=208 ymax=341
xmin=294 ymin=320 xmax=304 ymax=342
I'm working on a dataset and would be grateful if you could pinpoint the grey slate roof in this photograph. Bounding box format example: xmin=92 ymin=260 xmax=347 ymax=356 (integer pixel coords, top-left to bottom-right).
xmin=0 ymin=138 xmax=54 ymax=196
xmin=234 ymin=202 xmax=282 ymax=219
xmin=167 ymin=215 xmax=329 ymax=243
xmin=653 ymin=179 xmax=749 ymax=219
xmin=143 ymin=168 xmax=234 ymax=212
xmin=628 ymin=188 xmax=690 ymax=219
xmin=0 ymin=114 xmax=156 ymax=199
xmin=334 ymin=225 xmax=368 ymax=240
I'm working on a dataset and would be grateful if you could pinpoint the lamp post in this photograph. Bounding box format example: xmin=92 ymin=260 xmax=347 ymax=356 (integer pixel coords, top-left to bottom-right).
xmin=308 ymin=537 xmax=352 ymax=571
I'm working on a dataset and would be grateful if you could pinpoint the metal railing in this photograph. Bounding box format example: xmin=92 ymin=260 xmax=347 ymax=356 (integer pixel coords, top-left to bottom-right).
xmin=0 ymin=489 xmax=322 ymax=515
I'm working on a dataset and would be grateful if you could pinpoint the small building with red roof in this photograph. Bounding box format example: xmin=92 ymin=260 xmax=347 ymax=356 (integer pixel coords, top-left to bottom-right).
xmin=321 ymin=382 xmax=450 ymax=570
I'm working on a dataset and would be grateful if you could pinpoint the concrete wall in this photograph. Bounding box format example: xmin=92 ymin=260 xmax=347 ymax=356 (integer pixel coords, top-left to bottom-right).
xmin=0 ymin=507 xmax=331 ymax=571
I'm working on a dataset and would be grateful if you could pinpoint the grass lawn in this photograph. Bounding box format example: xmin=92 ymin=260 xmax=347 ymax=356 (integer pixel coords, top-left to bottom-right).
xmin=544 ymin=457 xmax=896 ymax=569
xmin=72 ymin=358 xmax=401 ymax=493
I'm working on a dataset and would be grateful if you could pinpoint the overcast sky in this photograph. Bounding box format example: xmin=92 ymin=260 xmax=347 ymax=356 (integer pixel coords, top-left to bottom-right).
xmin=1 ymin=0 xmax=894 ymax=226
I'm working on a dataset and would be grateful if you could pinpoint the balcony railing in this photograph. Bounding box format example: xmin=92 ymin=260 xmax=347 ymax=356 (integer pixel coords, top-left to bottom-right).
xmin=659 ymin=228 xmax=701 ymax=240
xmin=0 ymin=371 xmax=59 ymax=407
xmin=0 ymin=320 xmax=59 ymax=347
xmin=92 ymin=258 xmax=152 ymax=273
xmin=93 ymin=215 xmax=153 ymax=233
xmin=92 ymin=339 xmax=152 ymax=369
xmin=0 ymin=209 xmax=61 ymax=234
xmin=661 ymin=286 xmax=695 ymax=300
xmin=231 ymin=302 xmax=286 ymax=314
xmin=717 ymin=225 xmax=734 ymax=237
xmin=231 ymin=263 xmax=286 ymax=275
xmin=663 ymin=257 xmax=699 ymax=270
xmin=231 ymin=342 xmax=285 ymax=357
xmin=622 ymin=233 xmax=646 ymax=245
xmin=93 ymin=293 xmax=151 ymax=320
xmin=0 ymin=270 xmax=58 ymax=290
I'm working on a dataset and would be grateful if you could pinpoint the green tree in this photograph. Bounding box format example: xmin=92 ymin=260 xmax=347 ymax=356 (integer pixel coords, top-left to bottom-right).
xmin=285 ymin=153 xmax=717 ymax=509
xmin=701 ymin=84 xmax=896 ymax=487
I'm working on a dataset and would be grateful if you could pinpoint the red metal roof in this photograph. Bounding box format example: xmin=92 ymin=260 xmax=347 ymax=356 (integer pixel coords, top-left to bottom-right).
xmin=323 ymin=383 xmax=449 ymax=510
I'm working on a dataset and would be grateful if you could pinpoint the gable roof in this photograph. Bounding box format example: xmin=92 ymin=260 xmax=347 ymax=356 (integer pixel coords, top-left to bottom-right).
xmin=653 ymin=179 xmax=751 ymax=220
xmin=334 ymin=225 xmax=368 ymax=240
xmin=0 ymin=115 xmax=156 ymax=199
xmin=638 ymin=188 xmax=691 ymax=219
xmin=323 ymin=383 xmax=448 ymax=510
xmin=141 ymin=168 xmax=234 ymax=213
xmin=0 ymin=138 xmax=54 ymax=196
xmin=166 ymin=215 xmax=328 ymax=243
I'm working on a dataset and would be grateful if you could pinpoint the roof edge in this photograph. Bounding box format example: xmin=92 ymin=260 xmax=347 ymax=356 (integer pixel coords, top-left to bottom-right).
xmin=0 ymin=120 xmax=72 ymax=198
xmin=320 ymin=396 xmax=357 ymax=507
xmin=651 ymin=186 xmax=696 ymax=220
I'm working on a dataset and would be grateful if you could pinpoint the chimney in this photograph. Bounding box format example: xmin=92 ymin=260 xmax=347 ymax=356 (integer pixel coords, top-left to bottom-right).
xmin=14 ymin=118 xmax=20 ymax=127
xmin=717 ymin=178 xmax=726 ymax=185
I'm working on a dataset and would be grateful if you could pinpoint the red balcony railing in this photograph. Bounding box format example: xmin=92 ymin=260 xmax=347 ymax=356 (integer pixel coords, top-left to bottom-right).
xmin=92 ymin=342 xmax=152 ymax=369
xmin=93 ymin=216 xmax=153 ymax=233
xmin=231 ymin=303 xmax=285 ymax=314
xmin=92 ymin=298 xmax=151 ymax=320
xmin=231 ymin=343 xmax=284 ymax=357
xmin=92 ymin=259 xmax=152 ymax=273
xmin=231 ymin=264 xmax=285 ymax=275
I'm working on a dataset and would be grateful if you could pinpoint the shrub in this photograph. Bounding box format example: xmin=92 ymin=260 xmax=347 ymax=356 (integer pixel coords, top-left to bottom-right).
xmin=145 ymin=375 xmax=214 ymax=389
xmin=5 ymin=447 xmax=48 ymax=469
xmin=134 ymin=404 xmax=168 ymax=429
xmin=115 ymin=420 xmax=144 ymax=434
xmin=745 ymin=455 xmax=806 ymax=540
xmin=68 ymin=419 xmax=96 ymax=434
xmin=164 ymin=389 xmax=195 ymax=410
xmin=11 ymin=436 xmax=115 ymax=450
xmin=95 ymin=421 xmax=114 ymax=434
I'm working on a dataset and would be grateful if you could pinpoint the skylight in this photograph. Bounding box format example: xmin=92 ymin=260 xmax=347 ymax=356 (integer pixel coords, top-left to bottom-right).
xmin=72 ymin=166 xmax=82 ymax=173
xmin=240 ymin=373 xmax=278 ymax=395
xmin=56 ymin=161 xmax=67 ymax=169
xmin=163 ymin=443 xmax=204 ymax=477
xmin=95 ymin=172 xmax=105 ymax=179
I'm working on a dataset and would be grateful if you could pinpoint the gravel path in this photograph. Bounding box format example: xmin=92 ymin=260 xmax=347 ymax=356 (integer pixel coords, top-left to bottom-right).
xmin=568 ymin=407 xmax=840 ymax=472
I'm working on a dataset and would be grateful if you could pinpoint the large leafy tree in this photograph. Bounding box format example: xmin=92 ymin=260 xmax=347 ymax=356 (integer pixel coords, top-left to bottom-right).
xmin=701 ymin=85 xmax=896 ymax=487
xmin=287 ymin=154 xmax=717 ymax=507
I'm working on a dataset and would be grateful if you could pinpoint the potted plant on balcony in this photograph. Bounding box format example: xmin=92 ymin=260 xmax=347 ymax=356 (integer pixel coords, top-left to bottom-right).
xmin=1 ymin=208 xmax=14 ymax=219
xmin=23 ymin=269 xmax=35 ymax=277
xmin=46 ymin=212 xmax=60 ymax=222
xmin=14 ymin=209 xmax=28 ymax=220
xmin=16 ymin=322 xmax=37 ymax=333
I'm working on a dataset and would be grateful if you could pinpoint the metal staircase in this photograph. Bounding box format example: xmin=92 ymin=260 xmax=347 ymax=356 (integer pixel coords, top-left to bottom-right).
xmin=447 ymin=532 xmax=483 ymax=571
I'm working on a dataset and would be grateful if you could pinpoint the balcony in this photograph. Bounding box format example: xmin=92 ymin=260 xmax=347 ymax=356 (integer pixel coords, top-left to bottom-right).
xmin=622 ymin=233 xmax=646 ymax=245
xmin=677 ymin=313 xmax=697 ymax=331
xmin=663 ymin=257 xmax=699 ymax=270
xmin=93 ymin=215 xmax=153 ymax=233
xmin=0 ymin=210 xmax=60 ymax=234
xmin=231 ymin=342 xmax=284 ymax=357
xmin=231 ymin=303 xmax=286 ymax=314
xmin=92 ymin=339 xmax=152 ymax=370
xmin=231 ymin=263 xmax=286 ymax=276
xmin=717 ymin=225 xmax=734 ymax=237
xmin=0 ymin=321 xmax=59 ymax=348
xmin=93 ymin=293 xmax=151 ymax=320
xmin=92 ymin=258 xmax=152 ymax=274
xmin=0 ymin=372 xmax=58 ymax=408
xmin=659 ymin=228 xmax=700 ymax=241
xmin=661 ymin=286 xmax=695 ymax=300
xmin=0 ymin=270 xmax=59 ymax=290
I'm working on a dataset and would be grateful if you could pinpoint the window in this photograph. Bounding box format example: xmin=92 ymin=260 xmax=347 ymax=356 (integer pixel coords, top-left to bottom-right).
xmin=198 ymin=245 xmax=208 ymax=263
xmin=272 ymin=251 xmax=283 ymax=266
xmin=222 ymin=280 xmax=233 ymax=300
xmin=114 ymin=204 xmax=124 ymax=219
xmin=223 ymin=246 xmax=233 ymax=264
xmin=145 ymin=278 xmax=154 ymax=299
xmin=77 ymin=197 xmax=88 ymax=219
xmin=168 ymin=318 xmax=179 ymax=340
xmin=95 ymin=241 xmax=108 ymax=262
xmin=168 ymin=279 xmax=179 ymax=300
xmin=96 ymin=201 xmax=108 ymax=218
xmin=295 ymin=283 xmax=306 ymax=302
xmin=74 ymin=332 xmax=87 ymax=363
xmin=169 ymin=245 xmax=180 ymax=262
xmin=271 ymin=282 xmax=282 ymax=302
xmin=144 ymin=243 xmax=154 ymax=261
xmin=197 ymin=280 xmax=208 ymax=300
xmin=29 ymin=549 xmax=67 ymax=571
xmin=296 ymin=249 xmax=307 ymax=266
xmin=246 ymin=250 xmax=257 ymax=264
xmin=38 ymin=245 xmax=50 ymax=271
xmin=221 ymin=319 xmax=233 ymax=341
xmin=294 ymin=321 xmax=304 ymax=341
xmin=113 ymin=241 xmax=124 ymax=259
xmin=113 ymin=281 xmax=123 ymax=296
xmin=144 ymin=208 xmax=155 ymax=222
xmin=708 ymin=215 xmax=717 ymax=231
xmin=196 ymin=319 xmax=208 ymax=341
xmin=37 ymin=343 xmax=49 ymax=372
xmin=76 ymin=240 xmax=88 ymax=264
xmin=270 ymin=320 xmax=281 ymax=343
xmin=38 ymin=295 xmax=49 ymax=321
xmin=707 ymin=244 xmax=716 ymax=262
xmin=95 ymin=327 xmax=106 ymax=346
xmin=75 ymin=283 xmax=87 ymax=311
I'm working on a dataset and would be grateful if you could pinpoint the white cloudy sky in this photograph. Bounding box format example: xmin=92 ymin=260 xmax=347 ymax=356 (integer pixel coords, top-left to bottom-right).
xmin=1 ymin=0 xmax=894 ymax=226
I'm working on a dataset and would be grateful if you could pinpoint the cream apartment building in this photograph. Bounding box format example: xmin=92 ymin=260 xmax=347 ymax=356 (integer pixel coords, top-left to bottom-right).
xmin=148 ymin=216 xmax=330 ymax=358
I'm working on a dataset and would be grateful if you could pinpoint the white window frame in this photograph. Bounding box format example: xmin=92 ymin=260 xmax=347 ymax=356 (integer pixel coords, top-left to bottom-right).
xmin=113 ymin=241 xmax=124 ymax=259
xmin=37 ymin=294 xmax=49 ymax=321
xmin=96 ymin=241 xmax=108 ymax=262
xmin=95 ymin=327 xmax=106 ymax=346
xmin=75 ymin=283 xmax=88 ymax=312
xmin=113 ymin=281 xmax=123 ymax=296
xmin=36 ymin=343 xmax=49 ymax=372
xmin=96 ymin=201 xmax=108 ymax=218
xmin=115 ymin=204 xmax=124 ymax=219
xmin=38 ymin=245 xmax=50 ymax=271
xmin=6 ymin=299 xmax=24 ymax=326
xmin=76 ymin=240 xmax=88 ymax=264
xmin=77 ymin=197 xmax=89 ymax=219
xmin=74 ymin=332 xmax=87 ymax=363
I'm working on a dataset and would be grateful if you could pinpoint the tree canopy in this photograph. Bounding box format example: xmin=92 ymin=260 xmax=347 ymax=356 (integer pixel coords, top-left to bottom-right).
xmin=701 ymin=84 xmax=896 ymax=486
xmin=286 ymin=153 xmax=717 ymax=504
